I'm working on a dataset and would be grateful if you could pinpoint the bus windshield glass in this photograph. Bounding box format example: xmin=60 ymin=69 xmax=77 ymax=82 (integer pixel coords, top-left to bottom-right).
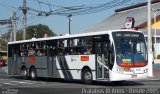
xmin=112 ymin=31 xmax=147 ymax=67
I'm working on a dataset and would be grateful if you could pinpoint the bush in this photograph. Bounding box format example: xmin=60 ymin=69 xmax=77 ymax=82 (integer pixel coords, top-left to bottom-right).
xmin=157 ymin=55 xmax=160 ymax=59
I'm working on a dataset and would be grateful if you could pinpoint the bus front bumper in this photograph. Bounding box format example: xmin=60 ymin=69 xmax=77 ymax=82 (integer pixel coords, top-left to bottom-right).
xmin=109 ymin=71 xmax=148 ymax=81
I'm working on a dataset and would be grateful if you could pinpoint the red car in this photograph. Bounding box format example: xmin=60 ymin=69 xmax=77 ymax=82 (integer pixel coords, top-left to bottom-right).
xmin=0 ymin=60 xmax=5 ymax=67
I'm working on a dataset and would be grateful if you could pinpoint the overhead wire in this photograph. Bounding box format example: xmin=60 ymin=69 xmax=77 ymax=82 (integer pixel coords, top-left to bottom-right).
xmin=29 ymin=0 xmax=132 ymax=16
xmin=0 ymin=3 xmax=15 ymax=12
xmin=1 ymin=0 xmax=146 ymax=36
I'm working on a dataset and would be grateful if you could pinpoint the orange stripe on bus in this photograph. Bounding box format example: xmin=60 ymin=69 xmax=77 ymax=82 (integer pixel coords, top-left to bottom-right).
xmin=118 ymin=61 xmax=147 ymax=67
xmin=81 ymin=56 xmax=89 ymax=61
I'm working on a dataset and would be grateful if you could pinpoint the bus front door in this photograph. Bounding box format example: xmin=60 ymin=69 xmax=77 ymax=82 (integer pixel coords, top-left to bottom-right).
xmin=95 ymin=41 xmax=109 ymax=80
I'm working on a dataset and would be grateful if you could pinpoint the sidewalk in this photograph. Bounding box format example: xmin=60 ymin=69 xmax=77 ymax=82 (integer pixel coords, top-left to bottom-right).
xmin=148 ymin=64 xmax=160 ymax=80
xmin=0 ymin=66 xmax=7 ymax=74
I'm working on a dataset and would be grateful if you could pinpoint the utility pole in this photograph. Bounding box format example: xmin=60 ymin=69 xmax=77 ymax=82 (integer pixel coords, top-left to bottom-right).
xmin=10 ymin=17 xmax=13 ymax=42
xmin=13 ymin=11 xmax=17 ymax=41
xmin=67 ymin=14 xmax=72 ymax=35
xmin=148 ymin=0 xmax=153 ymax=77
xmin=22 ymin=0 xmax=27 ymax=40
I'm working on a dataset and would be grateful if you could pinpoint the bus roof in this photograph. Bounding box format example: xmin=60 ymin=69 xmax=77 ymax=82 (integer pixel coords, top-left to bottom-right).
xmin=8 ymin=30 xmax=143 ymax=45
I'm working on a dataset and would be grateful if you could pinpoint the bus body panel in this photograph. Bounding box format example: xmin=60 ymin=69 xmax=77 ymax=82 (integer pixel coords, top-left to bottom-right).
xmin=8 ymin=57 xmax=17 ymax=75
xmin=18 ymin=56 xmax=48 ymax=69
xmin=110 ymin=64 xmax=148 ymax=81
xmin=55 ymin=55 xmax=96 ymax=80
xmin=8 ymin=55 xmax=97 ymax=80
xmin=22 ymin=56 xmax=48 ymax=77
xmin=109 ymin=69 xmax=148 ymax=81
xmin=7 ymin=30 xmax=148 ymax=83
xmin=8 ymin=56 xmax=48 ymax=77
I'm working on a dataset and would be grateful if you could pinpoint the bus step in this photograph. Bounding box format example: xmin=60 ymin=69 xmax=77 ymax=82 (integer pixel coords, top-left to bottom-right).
xmin=96 ymin=78 xmax=109 ymax=81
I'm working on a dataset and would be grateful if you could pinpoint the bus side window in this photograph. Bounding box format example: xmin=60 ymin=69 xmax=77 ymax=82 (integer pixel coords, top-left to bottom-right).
xmin=57 ymin=40 xmax=64 ymax=55
xmin=48 ymin=46 xmax=57 ymax=56
xmin=20 ymin=44 xmax=28 ymax=56
xmin=65 ymin=47 xmax=70 ymax=55
xmin=78 ymin=39 xmax=82 ymax=46
xmin=84 ymin=47 xmax=92 ymax=54
xmin=46 ymin=40 xmax=57 ymax=56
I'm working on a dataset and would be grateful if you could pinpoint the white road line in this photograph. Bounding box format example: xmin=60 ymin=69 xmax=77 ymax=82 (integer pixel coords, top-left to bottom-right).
xmin=3 ymin=83 xmax=17 ymax=86
xmin=10 ymin=81 xmax=33 ymax=84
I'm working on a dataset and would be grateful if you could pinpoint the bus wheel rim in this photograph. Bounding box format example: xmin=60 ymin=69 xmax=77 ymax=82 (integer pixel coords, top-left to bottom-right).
xmin=24 ymin=70 xmax=27 ymax=76
xmin=31 ymin=71 xmax=35 ymax=78
xmin=84 ymin=72 xmax=91 ymax=81
xmin=22 ymin=69 xmax=27 ymax=76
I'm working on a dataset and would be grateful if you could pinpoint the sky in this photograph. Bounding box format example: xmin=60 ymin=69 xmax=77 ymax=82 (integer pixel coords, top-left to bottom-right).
xmin=0 ymin=0 xmax=146 ymax=35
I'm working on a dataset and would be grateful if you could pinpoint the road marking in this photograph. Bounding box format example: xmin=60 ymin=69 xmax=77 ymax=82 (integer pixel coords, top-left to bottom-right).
xmin=3 ymin=83 xmax=17 ymax=86
xmin=10 ymin=81 xmax=33 ymax=84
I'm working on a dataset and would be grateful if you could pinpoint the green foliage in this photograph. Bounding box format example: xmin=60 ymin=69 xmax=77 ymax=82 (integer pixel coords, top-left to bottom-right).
xmin=0 ymin=32 xmax=10 ymax=51
xmin=26 ymin=24 xmax=56 ymax=39
xmin=15 ymin=24 xmax=56 ymax=41
xmin=0 ymin=24 xmax=57 ymax=50
xmin=0 ymin=39 xmax=7 ymax=51
xmin=157 ymin=55 xmax=160 ymax=59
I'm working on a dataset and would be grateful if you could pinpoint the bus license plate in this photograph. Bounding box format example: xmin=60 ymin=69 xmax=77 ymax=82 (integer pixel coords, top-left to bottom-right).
xmin=131 ymin=74 xmax=137 ymax=78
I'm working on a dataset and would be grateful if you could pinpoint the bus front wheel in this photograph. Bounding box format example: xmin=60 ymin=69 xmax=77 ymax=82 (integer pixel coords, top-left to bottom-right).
xmin=82 ymin=69 xmax=93 ymax=84
xmin=20 ymin=67 xmax=28 ymax=79
xmin=30 ymin=67 xmax=37 ymax=80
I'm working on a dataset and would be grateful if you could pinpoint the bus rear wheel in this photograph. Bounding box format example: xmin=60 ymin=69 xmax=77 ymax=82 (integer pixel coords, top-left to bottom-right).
xmin=30 ymin=67 xmax=37 ymax=80
xmin=20 ymin=67 xmax=28 ymax=79
xmin=82 ymin=69 xmax=93 ymax=84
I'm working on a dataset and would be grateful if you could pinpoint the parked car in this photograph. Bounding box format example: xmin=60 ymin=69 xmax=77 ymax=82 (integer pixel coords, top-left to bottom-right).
xmin=0 ymin=60 xmax=6 ymax=67
xmin=0 ymin=51 xmax=7 ymax=67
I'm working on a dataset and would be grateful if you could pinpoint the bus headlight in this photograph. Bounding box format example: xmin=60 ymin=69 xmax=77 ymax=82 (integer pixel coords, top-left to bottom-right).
xmin=117 ymin=69 xmax=123 ymax=73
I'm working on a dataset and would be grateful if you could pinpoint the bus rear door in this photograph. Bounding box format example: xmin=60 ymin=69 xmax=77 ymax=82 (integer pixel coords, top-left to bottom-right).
xmin=47 ymin=43 xmax=57 ymax=78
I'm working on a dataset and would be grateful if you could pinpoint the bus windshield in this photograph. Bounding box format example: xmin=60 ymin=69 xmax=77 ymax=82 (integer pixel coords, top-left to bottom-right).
xmin=112 ymin=31 xmax=147 ymax=67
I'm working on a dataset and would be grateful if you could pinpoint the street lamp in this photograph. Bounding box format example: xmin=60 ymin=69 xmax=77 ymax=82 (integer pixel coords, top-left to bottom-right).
xmin=67 ymin=14 xmax=72 ymax=35
xmin=147 ymin=0 xmax=153 ymax=77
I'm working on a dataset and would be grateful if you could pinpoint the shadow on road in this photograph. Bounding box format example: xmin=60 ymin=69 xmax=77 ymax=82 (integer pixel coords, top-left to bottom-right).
xmin=9 ymin=76 xmax=144 ymax=86
xmin=93 ymin=81 xmax=144 ymax=86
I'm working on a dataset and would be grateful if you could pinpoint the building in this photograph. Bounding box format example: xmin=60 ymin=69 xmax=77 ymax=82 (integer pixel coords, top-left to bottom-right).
xmin=84 ymin=0 xmax=160 ymax=59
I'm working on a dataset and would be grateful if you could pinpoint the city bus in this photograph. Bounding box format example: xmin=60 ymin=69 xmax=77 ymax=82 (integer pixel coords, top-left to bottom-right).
xmin=7 ymin=30 xmax=148 ymax=84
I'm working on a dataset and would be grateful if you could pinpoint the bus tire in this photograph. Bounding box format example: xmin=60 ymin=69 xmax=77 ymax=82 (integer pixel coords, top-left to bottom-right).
xmin=30 ymin=67 xmax=37 ymax=80
xmin=20 ymin=67 xmax=28 ymax=80
xmin=82 ymin=69 xmax=93 ymax=84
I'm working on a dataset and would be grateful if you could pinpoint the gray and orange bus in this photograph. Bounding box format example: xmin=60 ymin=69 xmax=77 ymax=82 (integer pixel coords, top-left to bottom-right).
xmin=8 ymin=30 xmax=148 ymax=84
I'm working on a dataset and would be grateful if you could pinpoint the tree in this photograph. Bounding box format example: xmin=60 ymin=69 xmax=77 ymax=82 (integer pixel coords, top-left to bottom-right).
xmin=0 ymin=32 xmax=10 ymax=51
xmin=16 ymin=24 xmax=57 ymax=40
xmin=26 ymin=24 xmax=56 ymax=39
xmin=0 ymin=24 xmax=56 ymax=50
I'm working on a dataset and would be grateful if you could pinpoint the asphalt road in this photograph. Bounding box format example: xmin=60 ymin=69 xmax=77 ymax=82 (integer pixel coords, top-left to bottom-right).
xmin=0 ymin=67 xmax=160 ymax=94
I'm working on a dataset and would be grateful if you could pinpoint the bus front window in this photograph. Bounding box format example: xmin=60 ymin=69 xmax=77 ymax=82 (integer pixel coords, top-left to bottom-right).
xmin=112 ymin=32 xmax=147 ymax=67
